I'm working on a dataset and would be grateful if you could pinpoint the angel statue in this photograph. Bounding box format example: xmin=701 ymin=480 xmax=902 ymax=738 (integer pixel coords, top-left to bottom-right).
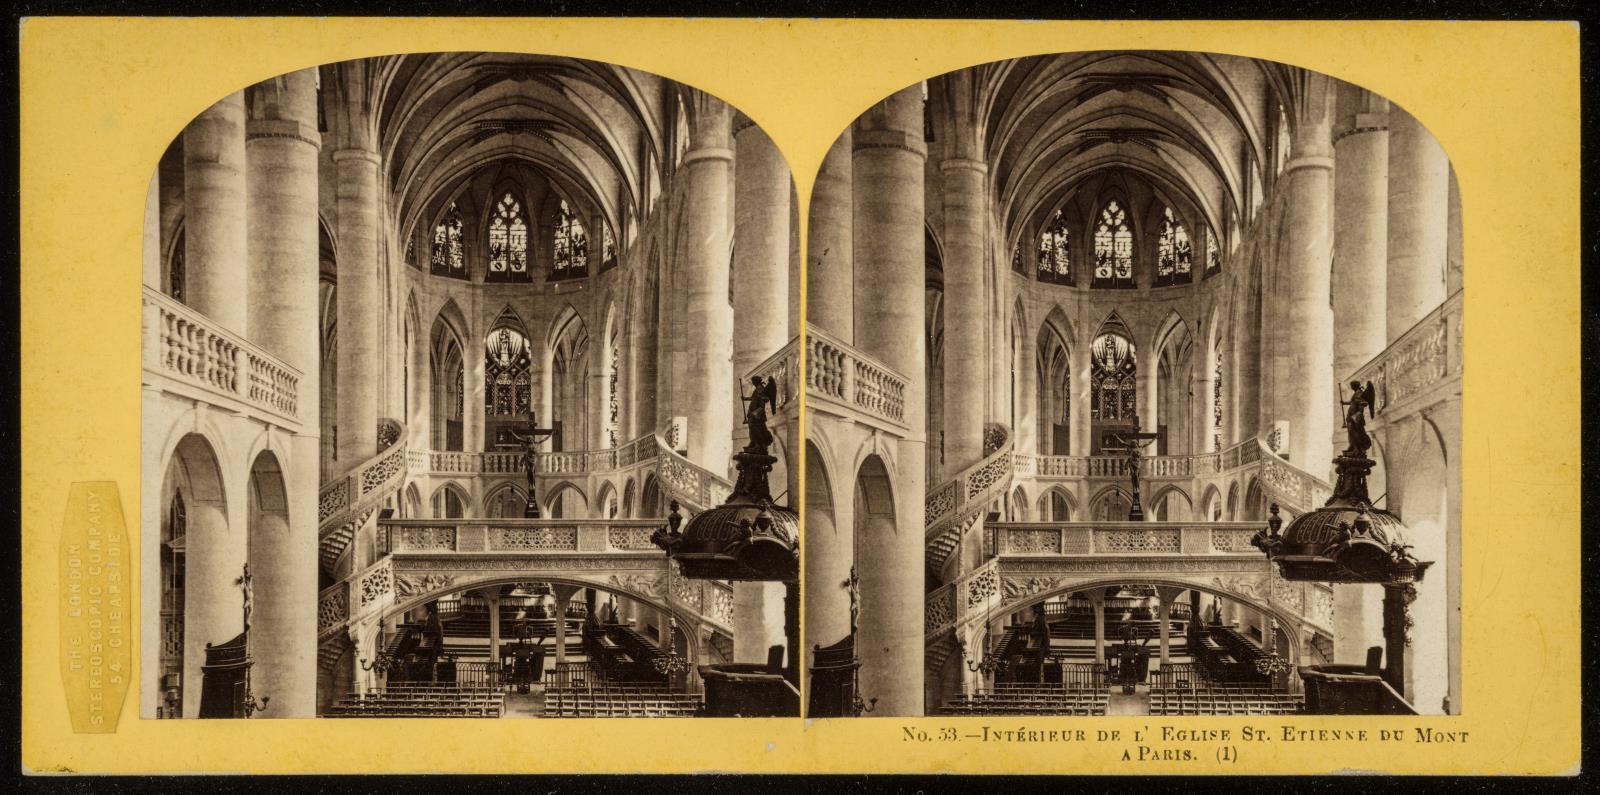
xmin=742 ymin=376 xmax=778 ymax=453
xmin=1341 ymin=380 xmax=1376 ymax=457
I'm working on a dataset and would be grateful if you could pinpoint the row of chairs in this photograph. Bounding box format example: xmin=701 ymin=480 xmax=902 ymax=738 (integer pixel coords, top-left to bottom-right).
xmin=545 ymin=688 xmax=701 ymax=718
xmin=327 ymin=686 xmax=505 ymax=718
xmin=939 ymin=686 xmax=1109 ymax=717
xmin=1149 ymin=686 xmax=1301 ymax=716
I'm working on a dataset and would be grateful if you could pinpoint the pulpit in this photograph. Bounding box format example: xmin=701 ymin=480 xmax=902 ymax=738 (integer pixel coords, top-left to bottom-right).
xmin=198 ymin=632 xmax=251 ymax=718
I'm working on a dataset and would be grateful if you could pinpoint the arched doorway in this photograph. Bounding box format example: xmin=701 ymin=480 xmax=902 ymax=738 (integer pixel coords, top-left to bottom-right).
xmin=160 ymin=433 xmax=235 ymax=718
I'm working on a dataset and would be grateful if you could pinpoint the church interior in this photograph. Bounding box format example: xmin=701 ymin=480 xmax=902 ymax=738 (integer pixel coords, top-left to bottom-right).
xmin=803 ymin=51 xmax=1462 ymax=718
xmin=141 ymin=53 xmax=802 ymax=719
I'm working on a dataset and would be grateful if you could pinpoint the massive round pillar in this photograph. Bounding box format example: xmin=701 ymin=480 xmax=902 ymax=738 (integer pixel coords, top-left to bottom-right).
xmin=731 ymin=114 xmax=792 ymax=663
xmin=243 ymin=69 xmax=322 ymax=717
xmin=1331 ymin=84 xmax=1390 ymax=381
xmin=1386 ymin=106 xmax=1449 ymax=341
xmin=182 ymin=91 xmax=249 ymax=333
xmin=1280 ymin=78 xmax=1337 ymax=471
xmin=851 ymin=84 xmax=927 ymax=716
xmin=680 ymin=91 xmax=735 ymax=472
xmin=333 ymin=144 xmax=382 ymax=468
xmin=807 ymin=127 xmax=854 ymax=340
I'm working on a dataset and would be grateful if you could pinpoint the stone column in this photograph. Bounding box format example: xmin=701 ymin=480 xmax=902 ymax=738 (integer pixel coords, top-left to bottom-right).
xmin=730 ymin=115 xmax=793 ymax=661
xmin=485 ymin=590 xmax=502 ymax=677
xmin=1331 ymin=84 xmax=1390 ymax=381
xmin=808 ymin=127 xmax=854 ymax=340
xmin=333 ymin=144 xmax=381 ymax=466
xmin=144 ymin=170 xmax=161 ymax=289
xmin=938 ymin=74 xmax=988 ymax=473
xmin=1091 ymin=593 xmax=1106 ymax=665
xmin=852 ymin=85 xmax=927 ymax=716
xmin=681 ymin=91 xmax=735 ymax=470
xmin=1156 ymin=588 xmax=1178 ymax=667
xmin=1386 ymin=106 xmax=1450 ymax=342
xmin=1071 ymin=339 xmax=1094 ymax=456
xmin=1279 ymin=76 xmax=1337 ymax=471
xmin=553 ymin=585 xmax=580 ymax=669
xmin=243 ymin=69 xmax=321 ymax=717
xmin=182 ymin=91 xmax=249 ymax=333
xmin=182 ymin=498 xmax=242 ymax=717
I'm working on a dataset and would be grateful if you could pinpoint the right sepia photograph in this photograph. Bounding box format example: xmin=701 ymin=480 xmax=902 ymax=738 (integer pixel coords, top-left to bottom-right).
xmin=803 ymin=51 xmax=1462 ymax=719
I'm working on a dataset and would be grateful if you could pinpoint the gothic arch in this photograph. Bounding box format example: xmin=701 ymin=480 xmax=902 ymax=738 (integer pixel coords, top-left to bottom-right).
xmin=1148 ymin=484 xmax=1193 ymax=521
xmin=594 ymin=480 xmax=620 ymax=519
xmin=542 ymin=480 xmax=589 ymax=519
xmin=429 ymin=482 xmax=472 ymax=519
xmin=1035 ymin=485 xmax=1076 ymax=522
xmin=621 ymin=477 xmax=637 ymax=519
xmin=483 ymin=481 xmax=528 ymax=518
xmin=1201 ymin=484 xmax=1224 ymax=521
xmin=1088 ymin=485 xmax=1135 ymax=522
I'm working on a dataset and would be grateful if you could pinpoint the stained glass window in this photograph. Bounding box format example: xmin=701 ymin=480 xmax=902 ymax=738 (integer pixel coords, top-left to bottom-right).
xmin=169 ymin=229 xmax=186 ymax=302
xmin=1092 ymin=201 xmax=1134 ymax=288
xmin=404 ymin=236 xmax=415 ymax=268
xmin=1090 ymin=332 xmax=1137 ymax=422
xmin=606 ymin=336 xmax=620 ymax=448
xmin=1205 ymin=228 xmax=1221 ymax=276
xmin=1037 ymin=209 xmax=1073 ymax=285
xmin=552 ymin=199 xmax=588 ymax=277
xmin=1155 ymin=206 xmax=1193 ymax=286
xmin=1213 ymin=349 xmax=1224 ymax=451
xmin=484 ymin=327 xmax=532 ymax=416
xmin=601 ymin=223 xmax=618 ymax=271
xmin=487 ymin=193 xmax=529 ymax=281
xmin=431 ymin=202 xmax=465 ymax=277
xmin=1010 ymin=243 xmax=1023 ymax=274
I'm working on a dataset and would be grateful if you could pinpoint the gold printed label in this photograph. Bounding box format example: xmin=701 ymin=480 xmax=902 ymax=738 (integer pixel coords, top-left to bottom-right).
xmin=59 ymin=481 xmax=131 ymax=733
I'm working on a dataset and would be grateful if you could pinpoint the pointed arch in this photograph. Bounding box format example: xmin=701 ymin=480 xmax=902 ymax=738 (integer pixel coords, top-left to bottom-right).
xmin=1088 ymin=485 xmax=1136 ymax=522
xmin=1148 ymin=484 xmax=1193 ymax=521
xmin=543 ymin=480 xmax=588 ymax=520
xmin=1090 ymin=196 xmax=1135 ymax=288
xmin=483 ymin=481 xmax=528 ymax=518
xmin=430 ymin=482 xmax=471 ymax=519
xmin=594 ymin=480 xmax=620 ymax=519
xmin=1036 ymin=485 xmax=1077 ymax=522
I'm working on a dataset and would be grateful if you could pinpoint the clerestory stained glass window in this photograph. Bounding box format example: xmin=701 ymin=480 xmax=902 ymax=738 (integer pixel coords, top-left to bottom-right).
xmin=1155 ymin=206 xmax=1193 ymax=286
xmin=431 ymin=203 xmax=465 ymax=278
xmin=1090 ymin=332 xmax=1137 ymax=422
xmin=601 ymin=223 xmax=618 ymax=271
xmin=484 ymin=327 xmax=532 ymax=416
xmin=552 ymin=199 xmax=588 ymax=277
xmin=1205 ymin=228 xmax=1221 ymax=276
xmin=1213 ymin=349 xmax=1224 ymax=451
xmin=1011 ymin=242 xmax=1024 ymax=274
xmin=1037 ymin=209 xmax=1073 ymax=285
xmin=1092 ymin=201 xmax=1134 ymax=288
xmin=487 ymin=193 xmax=529 ymax=282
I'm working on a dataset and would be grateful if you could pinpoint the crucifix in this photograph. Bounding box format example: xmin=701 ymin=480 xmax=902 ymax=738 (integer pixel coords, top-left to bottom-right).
xmin=1106 ymin=413 xmax=1160 ymax=521
xmin=234 ymin=563 xmax=253 ymax=633
xmin=506 ymin=408 xmax=556 ymax=518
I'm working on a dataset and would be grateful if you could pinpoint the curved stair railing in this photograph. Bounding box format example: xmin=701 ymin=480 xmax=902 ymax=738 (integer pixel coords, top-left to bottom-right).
xmin=1253 ymin=436 xmax=1333 ymax=515
xmin=318 ymin=418 xmax=409 ymax=577
xmin=924 ymin=423 xmax=1015 ymax=572
xmin=652 ymin=428 xmax=734 ymax=512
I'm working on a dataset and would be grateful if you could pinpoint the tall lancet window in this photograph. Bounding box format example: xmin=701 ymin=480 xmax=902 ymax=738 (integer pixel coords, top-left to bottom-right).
xmin=1155 ymin=206 xmax=1193 ymax=286
xmin=601 ymin=223 xmax=618 ymax=271
xmin=1011 ymin=242 xmax=1024 ymax=274
xmin=431 ymin=202 xmax=465 ymax=278
xmin=1092 ymin=201 xmax=1134 ymax=288
xmin=552 ymin=199 xmax=589 ymax=278
xmin=1090 ymin=331 xmax=1137 ymax=422
xmin=487 ymin=192 xmax=530 ymax=282
xmin=1037 ymin=209 xmax=1073 ymax=285
xmin=1205 ymin=228 xmax=1222 ymax=276
xmin=484 ymin=327 xmax=532 ymax=417
xmin=606 ymin=330 xmax=621 ymax=448
xmin=1213 ymin=349 xmax=1224 ymax=451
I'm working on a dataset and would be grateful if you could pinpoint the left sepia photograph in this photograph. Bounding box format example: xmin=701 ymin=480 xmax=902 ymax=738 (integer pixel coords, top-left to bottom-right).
xmin=140 ymin=52 xmax=802 ymax=720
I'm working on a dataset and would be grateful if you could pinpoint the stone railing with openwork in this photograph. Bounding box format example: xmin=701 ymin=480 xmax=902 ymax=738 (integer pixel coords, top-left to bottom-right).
xmin=1016 ymin=451 xmax=1223 ymax=480
xmin=805 ymin=324 xmax=909 ymax=432
xmin=318 ymin=418 xmax=409 ymax=575
xmin=377 ymin=518 xmax=664 ymax=555
xmin=989 ymin=522 xmax=1266 ymax=556
xmin=924 ymin=424 xmax=1015 ymax=573
xmin=410 ymin=433 xmax=659 ymax=478
xmin=924 ymin=557 xmax=1001 ymax=655
xmin=1255 ymin=437 xmax=1333 ymax=515
xmin=143 ymin=286 xmax=303 ymax=429
xmin=652 ymin=430 xmax=733 ymax=512
xmin=1350 ymin=290 xmax=1462 ymax=422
